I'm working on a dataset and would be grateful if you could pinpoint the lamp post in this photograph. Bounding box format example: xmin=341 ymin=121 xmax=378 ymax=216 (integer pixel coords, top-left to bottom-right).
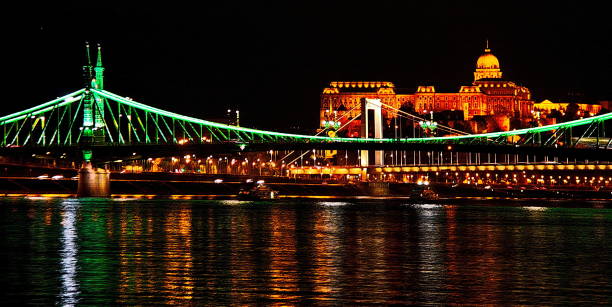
xmin=419 ymin=111 xmax=438 ymax=137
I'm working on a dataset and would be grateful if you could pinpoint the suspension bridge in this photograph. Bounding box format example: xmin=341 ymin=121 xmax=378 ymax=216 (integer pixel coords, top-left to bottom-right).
xmin=1 ymin=45 xmax=611 ymax=196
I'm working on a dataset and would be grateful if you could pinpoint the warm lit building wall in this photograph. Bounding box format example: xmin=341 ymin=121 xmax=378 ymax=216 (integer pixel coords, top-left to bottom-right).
xmin=433 ymin=94 xmax=462 ymax=111
xmin=577 ymin=103 xmax=602 ymax=115
xmin=396 ymin=94 xmax=415 ymax=108
xmin=414 ymin=86 xmax=435 ymax=113
xmin=475 ymin=80 xmax=533 ymax=118
xmin=534 ymin=100 xmax=565 ymax=113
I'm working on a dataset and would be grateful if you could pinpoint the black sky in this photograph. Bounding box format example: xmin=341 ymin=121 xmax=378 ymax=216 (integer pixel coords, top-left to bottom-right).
xmin=2 ymin=1 xmax=611 ymax=131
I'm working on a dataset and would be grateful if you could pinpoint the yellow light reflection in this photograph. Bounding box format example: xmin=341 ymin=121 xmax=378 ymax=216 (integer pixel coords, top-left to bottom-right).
xmin=267 ymin=206 xmax=299 ymax=304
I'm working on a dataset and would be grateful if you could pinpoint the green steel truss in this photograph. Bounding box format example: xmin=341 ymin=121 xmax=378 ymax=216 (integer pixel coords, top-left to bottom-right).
xmin=1 ymin=87 xmax=611 ymax=150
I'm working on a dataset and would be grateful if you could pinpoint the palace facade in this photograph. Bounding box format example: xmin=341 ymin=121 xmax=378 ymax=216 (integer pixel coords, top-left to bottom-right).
xmin=320 ymin=45 xmax=534 ymax=135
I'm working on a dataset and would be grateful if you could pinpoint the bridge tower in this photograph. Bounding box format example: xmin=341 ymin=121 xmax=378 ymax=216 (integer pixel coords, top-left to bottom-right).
xmin=93 ymin=44 xmax=106 ymax=143
xmin=360 ymin=98 xmax=384 ymax=166
xmin=94 ymin=44 xmax=104 ymax=90
xmin=82 ymin=42 xmax=95 ymax=144
xmin=77 ymin=42 xmax=110 ymax=197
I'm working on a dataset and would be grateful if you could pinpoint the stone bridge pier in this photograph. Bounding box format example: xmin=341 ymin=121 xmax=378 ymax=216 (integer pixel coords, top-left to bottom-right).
xmin=77 ymin=161 xmax=110 ymax=198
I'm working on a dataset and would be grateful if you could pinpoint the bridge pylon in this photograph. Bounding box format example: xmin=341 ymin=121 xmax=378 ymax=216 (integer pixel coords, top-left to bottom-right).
xmin=360 ymin=98 xmax=384 ymax=166
xmin=77 ymin=161 xmax=110 ymax=197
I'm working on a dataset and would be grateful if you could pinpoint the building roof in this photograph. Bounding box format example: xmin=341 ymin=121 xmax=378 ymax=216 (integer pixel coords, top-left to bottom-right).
xmin=476 ymin=45 xmax=500 ymax=70
xmin=328 ymin=87 xmax=383 ymax=93
xmin=329 ymin=81 xmax=394 ymax=89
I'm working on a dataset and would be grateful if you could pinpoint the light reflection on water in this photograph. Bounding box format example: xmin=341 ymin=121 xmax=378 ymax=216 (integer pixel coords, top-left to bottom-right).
xmin=1 ymin=198 xmax=612 ymax=305
xmin=59 ymin=200 xmax=80 ymax=306
xmin=522 ymin=206 xmax=548 ymax=211
xmin=218 ymin=199 xmax=253 ymax=206
xmin=406 ymin=203 xmax=443 ymax=209
xmin=316 ymin=201 xmax=352 ymax=207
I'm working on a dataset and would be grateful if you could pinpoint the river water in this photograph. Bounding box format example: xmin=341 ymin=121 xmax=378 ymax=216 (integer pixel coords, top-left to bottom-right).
xmin=2 ymin=197 xmax=612 ymax=305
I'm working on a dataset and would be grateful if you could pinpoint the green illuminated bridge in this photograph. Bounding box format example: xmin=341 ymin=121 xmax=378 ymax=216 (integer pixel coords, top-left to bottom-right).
xmin=1 ymin=45 xmax=611 ymax=162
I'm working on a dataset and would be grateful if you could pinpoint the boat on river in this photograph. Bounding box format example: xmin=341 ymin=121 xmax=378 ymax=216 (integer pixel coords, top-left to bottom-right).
xmin=410 ymin=185 xmax=439 ymax=201
xmin=418 ymin=188 xmax=439 ymax=200
xmin=238 ymin=181 xmax=279 ymax=200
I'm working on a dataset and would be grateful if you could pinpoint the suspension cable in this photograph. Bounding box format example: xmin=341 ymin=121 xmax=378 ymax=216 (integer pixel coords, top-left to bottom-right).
xmin=378 ymin=102 xmax=469 ymax=135
xmin=285 ymin=112 xmax=362 ymax=166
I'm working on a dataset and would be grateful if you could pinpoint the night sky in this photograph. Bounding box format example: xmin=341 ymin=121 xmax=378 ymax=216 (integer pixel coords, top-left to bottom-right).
xmin=2 ymin=1 xmax=611 ymax=131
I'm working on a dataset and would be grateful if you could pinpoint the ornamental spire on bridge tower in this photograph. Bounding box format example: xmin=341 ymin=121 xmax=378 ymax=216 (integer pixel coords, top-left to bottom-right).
xmin=93 ymin=44 xmax=106 ymax=139
xmin=94 ymin=43 xmax=104 ymax=90
xmin=82 ymin=42 xmax=95 ymax=135
xmin=83 ymin=42 xmax=94 ymax=89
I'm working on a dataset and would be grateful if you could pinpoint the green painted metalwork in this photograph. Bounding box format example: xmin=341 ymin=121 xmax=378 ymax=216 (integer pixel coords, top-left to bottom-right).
xmin=83 ymin=149 xmax=93 ymax=161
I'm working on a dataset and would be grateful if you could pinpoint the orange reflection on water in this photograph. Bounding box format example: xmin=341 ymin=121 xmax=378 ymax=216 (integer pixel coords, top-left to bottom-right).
xmin=442 ymin=204 xmax=504 ymax=304
xmin=267 ymin=206 xmax=299 ymax=305
xmin=162 ymin=206 xmax=194 ymax=304
xmin=444 ymin=205 xmax=460 ymax=295
xmin=43 ymin=207 xmax=53 ymax=226
xmin=115 ymin=205 xmax=194 ymax=304
xmin=228 ymin=207 xmax=256 ymax=303
xmin=311 ymin=206 xmax=341 ymax=299
xmin=474 ymin=221 xmax=503 ymax=303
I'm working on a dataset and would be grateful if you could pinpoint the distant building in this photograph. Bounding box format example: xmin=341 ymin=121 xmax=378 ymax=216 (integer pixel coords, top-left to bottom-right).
xmin=534 ymin=99 xmax=602 ymax=117
xmin=598 ymin=100 xmax=612 ymax=111
xmin=320 ymin=44 xmax=534 ymax=135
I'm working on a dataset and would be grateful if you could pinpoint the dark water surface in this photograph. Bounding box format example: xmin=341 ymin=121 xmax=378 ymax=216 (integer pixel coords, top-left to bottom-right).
xmin=2 ymin=197 xmax=612 ymax=305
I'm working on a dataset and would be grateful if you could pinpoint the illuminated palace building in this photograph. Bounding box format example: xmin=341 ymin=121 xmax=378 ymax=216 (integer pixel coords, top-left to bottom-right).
xmin=320 ymin=45 xmax=534 ymax=136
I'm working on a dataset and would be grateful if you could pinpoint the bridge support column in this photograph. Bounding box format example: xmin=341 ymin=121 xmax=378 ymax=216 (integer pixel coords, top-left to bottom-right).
xmin=77 ymin=162 xmax=110 ymax=198
xmin=360 ymin=98 xmax=384 ymax=167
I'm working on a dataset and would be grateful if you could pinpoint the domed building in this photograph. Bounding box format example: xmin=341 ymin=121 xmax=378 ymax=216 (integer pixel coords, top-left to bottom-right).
xmin=474 ymin=43 xmax=502 ymax=81
xmin=320 ymin=43 xmax=534 ymax=135
xmin=471 ymin=45 xmax=532 ymax=120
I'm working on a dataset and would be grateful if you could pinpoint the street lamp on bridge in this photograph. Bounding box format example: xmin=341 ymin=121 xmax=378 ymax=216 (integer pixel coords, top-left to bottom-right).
xmin=419 ymin=110 xmax=438 ymax=136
